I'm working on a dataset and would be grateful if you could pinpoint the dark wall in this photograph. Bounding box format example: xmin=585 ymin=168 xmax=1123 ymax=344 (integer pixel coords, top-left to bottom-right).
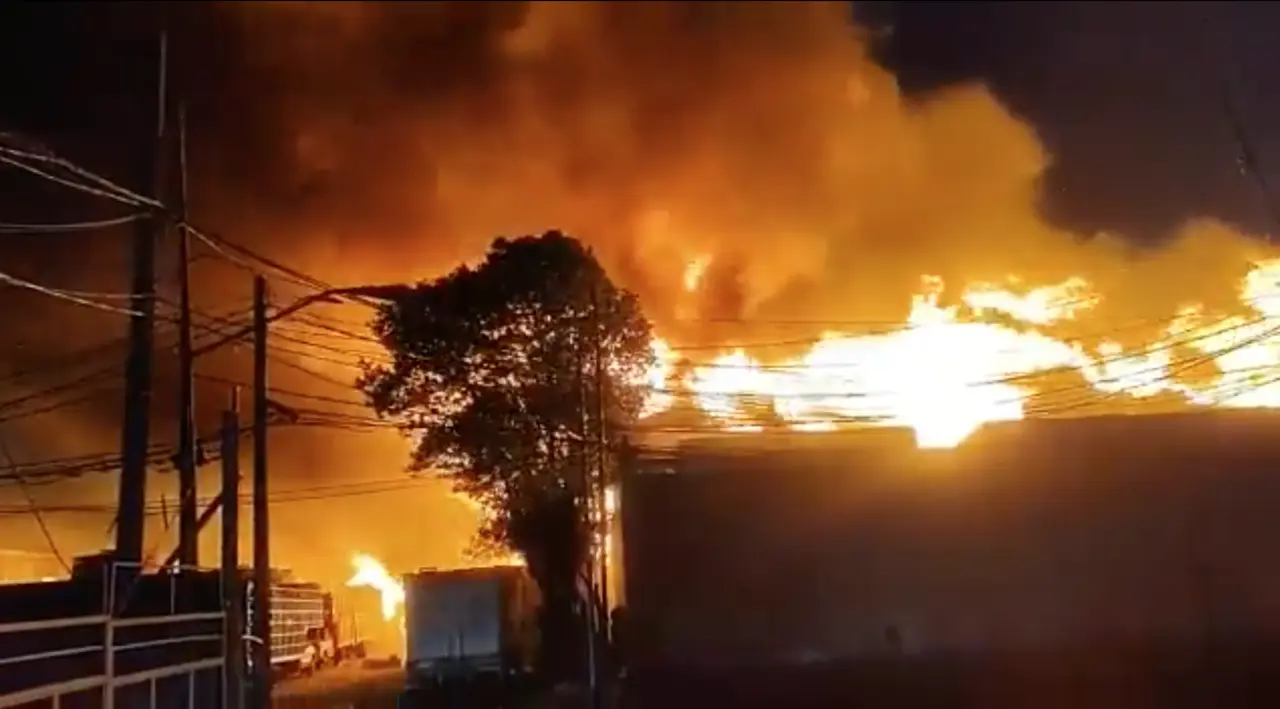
xmin=621 ymin=413 xmax=1280 ymax=675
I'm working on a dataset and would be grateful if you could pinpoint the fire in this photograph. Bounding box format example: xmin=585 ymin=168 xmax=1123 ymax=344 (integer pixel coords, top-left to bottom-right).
xmin=682 ymin=255 xmax=712 ymax=292
xmin=347 ymin=553 xmax=405 ymax=621
xmin=641 ymin=259 xmax=1280 ymax=448
xmin=346 ymin=552 xmax=527 ymax=624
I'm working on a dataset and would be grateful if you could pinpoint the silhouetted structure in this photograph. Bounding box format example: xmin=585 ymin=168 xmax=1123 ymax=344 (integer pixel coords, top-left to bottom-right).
xmin=0 ymin=555 xmax=225 ymax=707
xmin=620 ymin=411 xmax=1280 ymax=708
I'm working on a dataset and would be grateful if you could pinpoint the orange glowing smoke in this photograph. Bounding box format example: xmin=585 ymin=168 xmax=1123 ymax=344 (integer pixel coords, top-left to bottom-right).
xmin=640 ymin=259 xmax=1280 ymax=448
xmin=347 ymin=553 xmax=405 ymax=621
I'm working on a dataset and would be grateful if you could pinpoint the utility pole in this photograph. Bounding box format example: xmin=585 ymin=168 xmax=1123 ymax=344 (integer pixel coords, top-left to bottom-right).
xmin=176 ymin=102 xmax=198 ymax=567
xmin=220 ymin=388 xmax=243 ymax=709
xmin=576 ymin=335 xmax=599 ymax=705
xmin=591 ymin=289 xmax=609 ymax=637
xmin=115 ymin=32 xmax=168 ymax=570
xmin=251 ymin=276 xmax=272 ymax=708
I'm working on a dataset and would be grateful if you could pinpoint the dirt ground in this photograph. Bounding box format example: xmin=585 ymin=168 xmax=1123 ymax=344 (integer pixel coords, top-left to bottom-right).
xmin=272 ymin=664 xmax=403 ymax=708
xmin=269 ymin=665 xmax=596 ymax=709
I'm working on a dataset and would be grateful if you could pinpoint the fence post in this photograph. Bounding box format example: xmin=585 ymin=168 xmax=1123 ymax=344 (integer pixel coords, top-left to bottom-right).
xmin=104 ymin=617 xmax=115 ymax=709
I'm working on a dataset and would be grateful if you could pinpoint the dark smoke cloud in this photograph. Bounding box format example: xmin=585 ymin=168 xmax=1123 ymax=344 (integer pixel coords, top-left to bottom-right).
xmin=185 ymin=2 xmax=1270 ymax=329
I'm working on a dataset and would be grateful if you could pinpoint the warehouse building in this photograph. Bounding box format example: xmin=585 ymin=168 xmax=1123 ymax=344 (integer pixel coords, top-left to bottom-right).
xmin=618 ymin=410 xmax=1280 ymax=707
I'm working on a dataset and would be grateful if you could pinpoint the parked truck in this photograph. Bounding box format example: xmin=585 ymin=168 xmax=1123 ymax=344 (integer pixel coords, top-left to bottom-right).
xmin=245 ymin=572 xmax=367 ymax=678
xmin=399 ymin=565 xmax=540 ymax=707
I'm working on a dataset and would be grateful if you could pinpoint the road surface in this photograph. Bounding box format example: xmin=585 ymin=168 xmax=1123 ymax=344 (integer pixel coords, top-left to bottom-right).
xmin=271 ymin=663 xmax=598 ymax=708
xmin=273 ymin=662 xmax=403 ymax=708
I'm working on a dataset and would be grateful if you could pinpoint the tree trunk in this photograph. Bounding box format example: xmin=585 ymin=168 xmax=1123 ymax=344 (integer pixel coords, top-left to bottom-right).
xmin=538 ymin=583 xmax=586 ymax=682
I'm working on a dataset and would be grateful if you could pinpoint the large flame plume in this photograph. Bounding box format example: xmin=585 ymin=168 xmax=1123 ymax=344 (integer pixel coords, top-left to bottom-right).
xmin=640 ymin=258 xmax=1280 ymax=448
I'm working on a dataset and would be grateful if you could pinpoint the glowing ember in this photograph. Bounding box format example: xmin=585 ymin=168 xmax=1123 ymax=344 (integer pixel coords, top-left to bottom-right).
xmin=640 ymin=259 xmax=1280 ymax=448
xmin=347 ymin=553 xmax=405 ymax=621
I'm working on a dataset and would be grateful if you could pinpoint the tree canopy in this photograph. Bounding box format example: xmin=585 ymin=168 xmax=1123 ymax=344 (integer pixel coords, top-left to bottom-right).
xmin=359 ymin=231 xmax=653 ymax=592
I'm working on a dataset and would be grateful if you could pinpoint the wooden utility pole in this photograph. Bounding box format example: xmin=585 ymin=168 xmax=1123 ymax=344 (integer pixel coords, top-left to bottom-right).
xmin=115 ymin=32 xmax=168 ymax=569
xmin=220 ymin=388 xmax=243 ymax=709
xmin=577 ymin=337 xmax=599 ymax=704
xmin=591 ymin=289 xmax=609 ymax=636
xmin=251 ymin=276 xmax=272 ymax=707
xmin=176 ymin=102 xmax=199 ymax=567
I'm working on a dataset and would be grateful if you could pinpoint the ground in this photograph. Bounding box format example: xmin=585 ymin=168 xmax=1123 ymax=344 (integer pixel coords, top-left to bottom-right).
xmin=272 ymin=663 xmax=403 ymax=708
xmin=270 ymin=662 xmax=587 ymax=708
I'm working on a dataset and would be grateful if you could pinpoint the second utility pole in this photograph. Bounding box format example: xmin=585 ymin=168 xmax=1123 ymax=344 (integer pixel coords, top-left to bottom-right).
xmin=251 ymin=275 xmax=272 ymax=708
xmin=591 ymin=288 xmax=609 ymax=636
xmin=176 ymin=102 xmax=199 ymax=567
xmin=220 ymin=388 xmax=243 ymax=709
xmin=115 ymin=32 xmax=168 ymax=572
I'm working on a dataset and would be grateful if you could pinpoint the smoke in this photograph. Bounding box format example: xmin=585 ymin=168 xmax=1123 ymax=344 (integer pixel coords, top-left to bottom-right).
xmin=189 ymin=2 xmax=1270 ymax=333
xmin=0 ymin=2 xmax=1273 ymax=582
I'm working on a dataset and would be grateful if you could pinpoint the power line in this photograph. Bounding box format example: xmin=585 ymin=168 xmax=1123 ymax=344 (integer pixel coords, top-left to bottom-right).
xmin=194 ymin=373 xmax=370 ymax=410
xmin=0 ymin=334 xmax=130 ymax=387
xmin=0 ymin=367 xmax=120 ymax=415
xmin=0 ymin=214 xmax=146 ymax=234
xmin=181 ymin=307 xmax=368 ymax=390
xmin=0 ymin=140 xmax=162 ymax=209
xmin=0 ymin=269 xmax=143 ymax=316
xmin=186 ymin=226 xmax=343 ymax=298
xmin=0 ymin=426 xmax=70 ymax=573
xmin=0 ymin=476 xmax=440 ymax=517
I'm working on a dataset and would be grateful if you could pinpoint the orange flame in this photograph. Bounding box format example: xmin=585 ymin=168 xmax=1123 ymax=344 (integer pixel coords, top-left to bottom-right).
xmin=641 ymin=259 xmax=1280 ymax=448
xmin=346 ymin=553 xmax=405 ymax=621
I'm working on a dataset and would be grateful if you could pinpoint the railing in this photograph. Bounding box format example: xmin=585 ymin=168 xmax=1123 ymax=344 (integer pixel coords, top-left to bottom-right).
xmin=0 ymin=562 xmax=227 ymax=709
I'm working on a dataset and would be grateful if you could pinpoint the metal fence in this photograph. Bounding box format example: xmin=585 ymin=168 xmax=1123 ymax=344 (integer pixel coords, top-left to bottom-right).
xmin=0 ymin=562 xmax=226 ymax=709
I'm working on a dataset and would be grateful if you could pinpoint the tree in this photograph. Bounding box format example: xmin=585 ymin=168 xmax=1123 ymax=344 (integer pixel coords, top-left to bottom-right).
xmin=359 ymin=231 xmax=654 ymax=678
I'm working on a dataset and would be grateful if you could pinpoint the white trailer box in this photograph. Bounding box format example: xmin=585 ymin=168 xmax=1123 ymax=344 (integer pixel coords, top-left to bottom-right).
xmin=402 ymin=565 xmax=539 ymax=687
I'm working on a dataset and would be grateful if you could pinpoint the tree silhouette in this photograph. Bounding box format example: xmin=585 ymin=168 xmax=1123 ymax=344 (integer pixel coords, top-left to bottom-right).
xmin=359 ymin=231 xmax=653 ymax=679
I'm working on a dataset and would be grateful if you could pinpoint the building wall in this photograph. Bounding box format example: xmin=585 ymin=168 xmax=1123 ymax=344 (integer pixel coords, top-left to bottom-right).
xmin=620 ymin=412 xmax=1280 ymax=670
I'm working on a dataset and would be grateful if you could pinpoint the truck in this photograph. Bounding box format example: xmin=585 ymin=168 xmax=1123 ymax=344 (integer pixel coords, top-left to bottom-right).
xmin=57 ymin=555 xmax=366 ymax=681
xmin=245 ymin=572 xmax=367 ymax=678
xmin=399 ymin=565 xmax=540 ymax=706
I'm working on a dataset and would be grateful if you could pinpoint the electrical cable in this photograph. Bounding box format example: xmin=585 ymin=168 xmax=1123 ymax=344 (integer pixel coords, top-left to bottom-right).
xmin=0 ymin=142 xmax=161 ymax=209
xmin=0 ymin=426 xmax=71 ymax=573
xmin=172 ymin=301 xmax=376 ymax=374
xmin=0 ymin=214 xmax=146 ymax=234
xmin=0 ymin=476 xmax=440 ymax=517
xmin=0 ymin=334 xmax=131 ymax=388
xmin=0 ymin=269 xmax=143 ymax=316
xmin=0 ymin=366 xmax=120 ymax=415
xmin=193 ymin=373 xmax=370 ymax=410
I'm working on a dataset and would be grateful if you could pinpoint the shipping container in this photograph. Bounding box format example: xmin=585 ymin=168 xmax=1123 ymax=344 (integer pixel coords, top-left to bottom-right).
xmin=619 ymin=411 xmax=1280 ymax=707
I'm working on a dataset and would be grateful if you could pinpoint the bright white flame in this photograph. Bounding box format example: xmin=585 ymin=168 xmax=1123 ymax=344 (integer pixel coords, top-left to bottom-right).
xmin=346 ymin=553 xmax=405 ymax=621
